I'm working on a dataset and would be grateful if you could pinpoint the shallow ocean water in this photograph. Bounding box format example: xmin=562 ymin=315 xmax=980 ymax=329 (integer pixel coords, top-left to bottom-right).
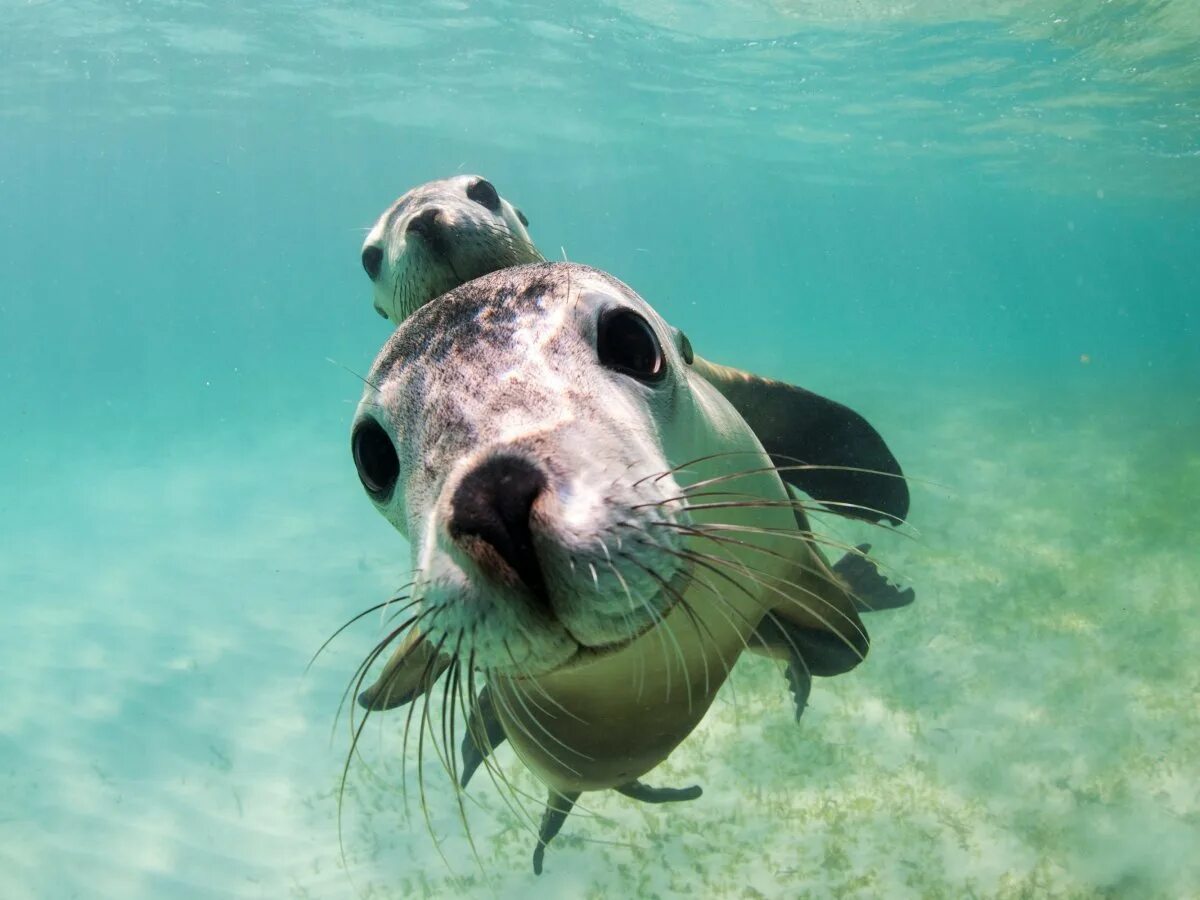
xmin=2 ymin=2 xmax=1197 ymax=898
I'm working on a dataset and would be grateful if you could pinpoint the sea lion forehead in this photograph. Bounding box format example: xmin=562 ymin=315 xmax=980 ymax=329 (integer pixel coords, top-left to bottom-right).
xmin=382 ymin=174 xmax=477 ymax=228
xmin=368 ymin=262 xmax=639 ymax=379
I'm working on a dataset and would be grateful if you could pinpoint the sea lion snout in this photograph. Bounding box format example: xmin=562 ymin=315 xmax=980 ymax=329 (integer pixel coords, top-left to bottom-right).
xmin=448 ymin=454 xmax=551 ymax=608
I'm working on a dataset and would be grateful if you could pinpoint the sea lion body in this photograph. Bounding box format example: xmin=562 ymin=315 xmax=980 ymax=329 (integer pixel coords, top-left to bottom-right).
xmin=349 ymin=264 xmax=872 ymax=868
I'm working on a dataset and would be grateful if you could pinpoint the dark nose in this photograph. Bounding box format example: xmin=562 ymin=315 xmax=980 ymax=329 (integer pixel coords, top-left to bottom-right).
xmin=449 ymin=456 xmax=549 ymax=605
xmin=406 ymin=207 xmax=441 ymax=239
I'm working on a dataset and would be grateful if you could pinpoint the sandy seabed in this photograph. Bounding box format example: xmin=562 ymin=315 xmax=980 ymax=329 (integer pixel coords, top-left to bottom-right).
xmin=2 ymin=379 xmax=1197 ymax=899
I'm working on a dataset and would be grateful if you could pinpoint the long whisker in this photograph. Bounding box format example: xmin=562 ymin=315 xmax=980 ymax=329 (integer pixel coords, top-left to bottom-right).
xmin=649 ymin=540 xmax=816 ymax=673
xmin=397 ymin=622 xmax=450 ymax=824
xmin=683 ymin=460 xmax=932 ymax=493
xmin=306 ymin=592 xmax=417 ymax=674
xmin=439 ymin=651 xmax=486 ymax=874
xmin=619 ymin=553 xmax=713 ymax=703
xmin=414 ymin=633 xmax=459 ymax=879
xmin=613 ymin=552 xmax=693 ymax=714
xmin=336 ymin=608 xmax=443 ymax=879
xmin=499 ymin=641 xmax=591 ymax=769
xmin=667 ymin=520 xmax=913 ymax=585
xmin=332 ymin=608 xmax=425 ymax=741
xmin=462 ymin=647 xmax=543 ymax=832
xmin=667 ymin=522 xmax=872 ymax=622
xmin=675 ymin=541 xmax=867 ymax=662
xmin=601 ymin=544 xmax=676 ymax=706
xmin=326 ymin=356 xmax=382 ymax=394
xmin=656 ymin=496 xmax=919 ymax=535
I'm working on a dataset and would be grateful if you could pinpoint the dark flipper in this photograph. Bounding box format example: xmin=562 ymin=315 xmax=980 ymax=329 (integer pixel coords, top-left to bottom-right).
xmin=460 ymin=685 xmax=507 ymax=788
xmin=784 ymin=655 xmax=813 ymax=723
xmin=754 ymin=609 xmax=865 ymax=722
xmin=357 ymin=628 xmax=450 ymax=711
xmin=692 ymin=357 xmax=909 ymax=525
xmin=615 ymin=780 xmax=703 ymax=803
xmin=532 ymin=789 xmax=580 ymax=875
xmin=754 ymin=610 xmax=869 ymax=678
xmin=833 ymin=543 xmax=915 ymax=612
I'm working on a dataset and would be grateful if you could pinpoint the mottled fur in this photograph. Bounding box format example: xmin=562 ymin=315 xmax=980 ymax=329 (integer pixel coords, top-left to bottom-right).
xmin=360 ymin=264 xmax=702 ymax=674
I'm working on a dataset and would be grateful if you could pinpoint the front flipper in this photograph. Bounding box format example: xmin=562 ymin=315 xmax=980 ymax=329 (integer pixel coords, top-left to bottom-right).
xmin=460 ymin=684 xmax=508 ymax=788
xmin=532 ymin=789 xmax=580 ymax=875
xmin=615 ymin=780 xmax=703 ymax=803
xmin=833 ymin=543 xmax=915 ymax=612
xmin=753 ymin=611 xmax=858 ymax=723
xmin=691 ymin=356 xmax=909 ymax=525
xmin=783 ymin=653 xmax=813 ymax=723
xmin=356 ymin=627 xmax=450 ymax=711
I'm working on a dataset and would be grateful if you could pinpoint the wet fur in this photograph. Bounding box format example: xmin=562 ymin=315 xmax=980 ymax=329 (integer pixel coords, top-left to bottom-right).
xmin=342 ymin=264 xmax=902 ymax=872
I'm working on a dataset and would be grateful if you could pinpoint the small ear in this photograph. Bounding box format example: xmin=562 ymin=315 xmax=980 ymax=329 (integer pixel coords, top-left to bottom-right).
xmin=669 ymin=327 xmax=694 ymax=364
xmin=357 ymin=627 xmax=450 ymax=711
xmin=691 ymin=357 xmax=909 ymax=524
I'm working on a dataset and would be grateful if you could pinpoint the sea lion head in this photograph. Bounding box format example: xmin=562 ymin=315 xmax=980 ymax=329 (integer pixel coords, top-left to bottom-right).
xmin=360 ymin=174 xmax=542 ymax=325
xmin=350 ymin=262 xmax=765 ymax=678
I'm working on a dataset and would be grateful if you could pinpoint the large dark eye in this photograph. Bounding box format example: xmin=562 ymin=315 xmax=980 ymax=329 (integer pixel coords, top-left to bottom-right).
xmin=352 ymin=418 xmax=399 ymax=501
xmin=515 ymin=208 xmax=529 ymax=227
xmin=466 ymin=178 xmax=501 ymax=212
xmin=597 ymin=309 xmax=665 ymax=383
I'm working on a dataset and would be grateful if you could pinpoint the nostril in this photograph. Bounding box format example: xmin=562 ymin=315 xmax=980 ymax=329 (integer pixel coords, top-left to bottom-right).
xmin=406 ymin=207 xmax=441 ymax=238
xmin=449 ymin=455 xmax=549 ymax=604
xmin=361 ymin=244 xmax=384 ymax=280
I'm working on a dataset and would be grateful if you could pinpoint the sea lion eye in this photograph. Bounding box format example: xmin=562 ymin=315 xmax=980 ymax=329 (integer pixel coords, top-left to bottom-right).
xmin=352 ymin=418 xmax=399 ymax=501
xmin=597 ymin=309 xmax=666 ymax=383
xmin=515 ymin=208 xmax=529 ymax=227
xmin=466 ymin=178 xmax=501 ymax=212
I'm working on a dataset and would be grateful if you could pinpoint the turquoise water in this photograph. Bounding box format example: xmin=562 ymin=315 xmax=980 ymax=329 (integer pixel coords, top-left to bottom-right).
xmin=2 ymin=3 xmax=1198 ymax=897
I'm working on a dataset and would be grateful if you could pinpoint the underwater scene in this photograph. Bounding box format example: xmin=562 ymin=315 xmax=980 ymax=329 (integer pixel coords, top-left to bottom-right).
xmin=2 ymin=1 xmax=1198 ymax=897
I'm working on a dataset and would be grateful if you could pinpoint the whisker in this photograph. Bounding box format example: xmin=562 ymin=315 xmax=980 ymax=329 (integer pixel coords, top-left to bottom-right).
xmin=336 ymin=609 xmax=445 ymax=880
xmin=670 ymin=496 xmax=919 ymax=534
xmin=326 ymin=356 xmax=382 ymax=394
xmin=397 ymin=622 xmax=450 ymax=825
xmin=613 ymin=552 xmax=693 ymax=714
xmin=674 ymin=542 xmax=867 ymax=663
xmin=664 ymin=520 xmax=913 ymax=584
xmin=619 ymin=553 xmax=712 ymax=704
xmin=305 ymin=592 xmax=416 ymax=674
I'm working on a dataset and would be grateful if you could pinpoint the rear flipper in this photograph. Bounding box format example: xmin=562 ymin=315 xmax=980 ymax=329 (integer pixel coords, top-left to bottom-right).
xmin=460 ymin=685 xmax=507 ymax=789
xmin=833 ymin=543 xmax=915 ymax=612
xmin=533 ymin=789 xmax=580 ymax=875
xmin=615 ymin=780 xmax=703 ymax=803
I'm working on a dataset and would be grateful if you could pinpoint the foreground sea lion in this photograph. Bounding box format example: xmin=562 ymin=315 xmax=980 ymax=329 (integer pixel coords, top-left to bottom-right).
xmin=347 ymin=262 xmax=912 ymax=871
xmin=359 ymin=174 xmax=910 ymax=527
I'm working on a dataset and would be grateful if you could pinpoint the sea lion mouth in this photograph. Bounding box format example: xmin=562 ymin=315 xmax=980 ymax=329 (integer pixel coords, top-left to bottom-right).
xmin=555 ymin=562 xmax=693 ymax=667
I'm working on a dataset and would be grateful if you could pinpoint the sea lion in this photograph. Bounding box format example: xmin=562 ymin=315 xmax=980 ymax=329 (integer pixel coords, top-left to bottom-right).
xmin=361 ymin=174 xmax=539 ymax=324
xmin=360 ymin=175 xmax=910 ymax=526
xmin=347 ymin=262 xmax=909 ymax=872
